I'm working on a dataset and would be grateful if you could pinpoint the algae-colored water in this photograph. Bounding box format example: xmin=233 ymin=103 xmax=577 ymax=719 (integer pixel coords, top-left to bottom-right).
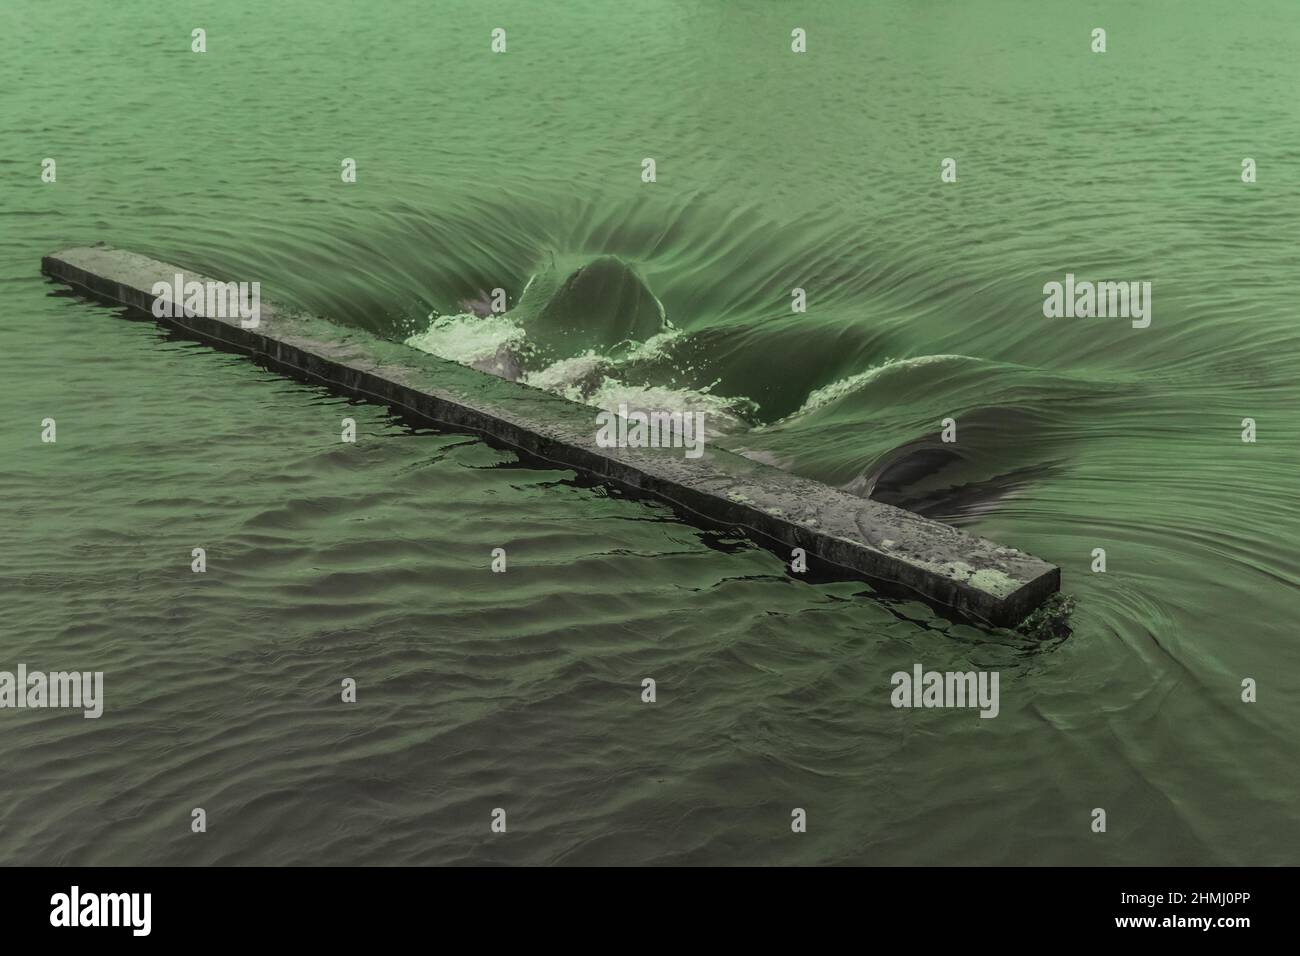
xmin=1 ymin=0 xmax=1297 ymax=864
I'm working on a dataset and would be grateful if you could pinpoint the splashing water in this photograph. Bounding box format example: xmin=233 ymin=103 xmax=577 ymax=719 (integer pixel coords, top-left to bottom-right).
xmin=404 ymin=279 xmax=757 ymax=435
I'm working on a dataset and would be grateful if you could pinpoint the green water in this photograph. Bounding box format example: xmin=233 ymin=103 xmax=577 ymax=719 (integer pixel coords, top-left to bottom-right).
xmin=2 ymin=0 xmax=1298 ymax=865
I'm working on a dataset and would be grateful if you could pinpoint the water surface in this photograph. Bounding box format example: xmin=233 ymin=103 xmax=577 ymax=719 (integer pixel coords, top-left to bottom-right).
xmin=1 ymin=0 xmax=1298 ymax=865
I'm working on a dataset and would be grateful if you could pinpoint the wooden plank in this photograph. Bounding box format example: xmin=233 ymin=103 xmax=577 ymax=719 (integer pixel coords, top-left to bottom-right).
xmin=41 ymin=245 xmax=1060 ymax=627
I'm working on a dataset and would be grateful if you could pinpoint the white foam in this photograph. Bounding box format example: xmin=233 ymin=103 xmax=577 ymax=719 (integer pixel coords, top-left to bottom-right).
xmin=522 ymin=351 xmax=610 ymax=397
xmin=581 ymin=380 xmax=752 ymax=437
xmin=623 ymin=327 xmax=682 ymax=362
xmin=793 ymin=354 xmax=969 ymax=416
xmin=404 ymin=313 xmax=526 ymax=366
xmin=404 ymin=310 xmax=752 ymax=435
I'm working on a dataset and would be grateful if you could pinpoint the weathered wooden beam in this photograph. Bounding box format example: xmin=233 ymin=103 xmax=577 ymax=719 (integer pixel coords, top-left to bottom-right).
xmin=41 ymin=245 xmax=1060 ymax=627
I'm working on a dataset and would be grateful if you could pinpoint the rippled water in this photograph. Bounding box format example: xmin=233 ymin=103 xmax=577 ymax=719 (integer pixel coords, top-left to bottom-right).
xmin=2 ymin=0 xmax=1298 ymax=865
